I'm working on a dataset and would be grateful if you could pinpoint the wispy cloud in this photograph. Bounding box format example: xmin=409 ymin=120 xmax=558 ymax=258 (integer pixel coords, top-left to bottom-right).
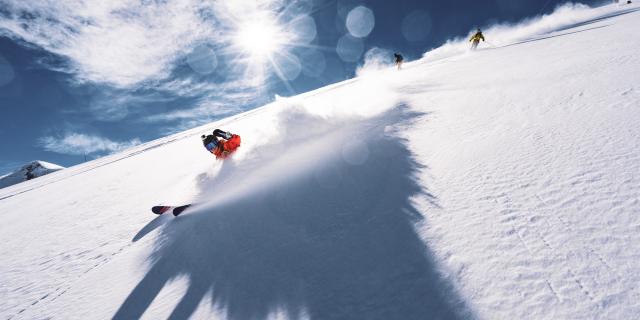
xmin=0 ymin=0 xmax=312 ymax=125
xmin=144 ymin=100 xmax=239 ymax=123
xmin=146 ymin=75 xmax=270 ymax=125
xmin=0 ymin=0 xmax=309 ymax=87
xmin=0 ymin=0 xmax=223 ymax=88
xmin=40 ymin=133 xmax=141 ymax=155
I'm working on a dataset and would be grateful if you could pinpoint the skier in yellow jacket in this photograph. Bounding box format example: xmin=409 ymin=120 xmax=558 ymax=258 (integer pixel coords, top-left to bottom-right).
xmin=469 ymin=28 xmax=485 ymax=50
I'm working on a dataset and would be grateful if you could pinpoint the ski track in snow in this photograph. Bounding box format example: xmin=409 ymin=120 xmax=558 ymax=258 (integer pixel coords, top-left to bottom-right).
xmin=2 ymin=3 xmax=640 ymax=320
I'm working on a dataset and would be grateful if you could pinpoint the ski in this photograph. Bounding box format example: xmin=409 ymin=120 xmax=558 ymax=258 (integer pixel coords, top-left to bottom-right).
xmin=151 ymin=204 xmax=192 ymax=216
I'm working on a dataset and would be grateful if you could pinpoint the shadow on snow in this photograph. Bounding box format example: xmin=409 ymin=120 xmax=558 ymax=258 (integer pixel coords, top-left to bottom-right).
xmin=117 ymin=107 xmax=474 ymax=320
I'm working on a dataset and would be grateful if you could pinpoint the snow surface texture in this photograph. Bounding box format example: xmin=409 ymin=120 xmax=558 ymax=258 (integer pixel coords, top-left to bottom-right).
xmin=2 ymin=3 xmax=640 ymax=319
xmin=0 ymin=161 xmax=64 ymax=189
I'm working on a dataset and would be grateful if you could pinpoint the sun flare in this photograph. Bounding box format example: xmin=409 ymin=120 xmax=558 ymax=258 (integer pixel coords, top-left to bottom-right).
xmin=226 ymin=7 xmax=319 ymax=89
xmin=235 ymin=19 xmax=286 ymax=59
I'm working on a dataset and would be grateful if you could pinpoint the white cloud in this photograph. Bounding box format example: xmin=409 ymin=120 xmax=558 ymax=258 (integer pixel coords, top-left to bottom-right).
xmin=40 ymin=133 xmax=141 ymax=155
xmin=147 ymin=76 xmax=269 ymax=124
xmin=144 ymin=100 xmax=239 ymax=123
xmin=0 ymin=0 xmax=314 ymax=125
xmin=0 ymin=1 xmax=216 ymax=87
xmin=0 ymin=0 xmax=292 ymax=88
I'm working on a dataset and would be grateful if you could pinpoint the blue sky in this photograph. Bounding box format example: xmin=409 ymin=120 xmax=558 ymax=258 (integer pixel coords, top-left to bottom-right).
xmin=0 ymin=0 xmax=600 ymax=174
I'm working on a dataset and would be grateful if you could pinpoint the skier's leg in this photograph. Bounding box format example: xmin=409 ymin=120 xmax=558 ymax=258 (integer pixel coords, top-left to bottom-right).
xmin=213 ymin=129 xmax=232 ymax=140
xmin=212 ymin=129 xmax=224 ymax=137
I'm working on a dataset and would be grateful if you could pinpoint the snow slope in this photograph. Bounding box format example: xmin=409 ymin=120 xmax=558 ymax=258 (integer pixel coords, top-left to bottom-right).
xmin=0 ymin=161 xmax=64 ymax=189
xmin=2 ymin=3 xmax=640 ymax=319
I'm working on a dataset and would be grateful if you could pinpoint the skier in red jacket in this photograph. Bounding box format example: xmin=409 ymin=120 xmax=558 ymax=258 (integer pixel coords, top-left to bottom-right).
xmin=201 ymin=129 xmax=241 ymax=159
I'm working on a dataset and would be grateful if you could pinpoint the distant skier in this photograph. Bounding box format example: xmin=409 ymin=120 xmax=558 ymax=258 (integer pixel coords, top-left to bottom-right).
xmin=469 ymin=28 xmax=485 ymax=50
xmin=201 ymin=129 xmax=241 ymax=159
xmin=394 ymin=53 xmax=404 ymax=70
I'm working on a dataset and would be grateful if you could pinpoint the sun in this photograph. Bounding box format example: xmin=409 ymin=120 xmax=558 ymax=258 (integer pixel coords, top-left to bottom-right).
xmin=225 ymin=7 xmax=319 ymax=91
xmin=235 ymin=19 xmax=287 ymax=60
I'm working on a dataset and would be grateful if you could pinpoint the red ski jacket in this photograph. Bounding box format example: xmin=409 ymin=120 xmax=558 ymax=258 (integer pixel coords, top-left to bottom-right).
xmin=212 ymin=134 xmax=241 ymax=159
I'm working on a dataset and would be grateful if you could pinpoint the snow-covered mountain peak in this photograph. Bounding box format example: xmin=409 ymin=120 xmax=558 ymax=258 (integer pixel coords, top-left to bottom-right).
xmin=0 ymin=160 xmax=64 ymax=189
